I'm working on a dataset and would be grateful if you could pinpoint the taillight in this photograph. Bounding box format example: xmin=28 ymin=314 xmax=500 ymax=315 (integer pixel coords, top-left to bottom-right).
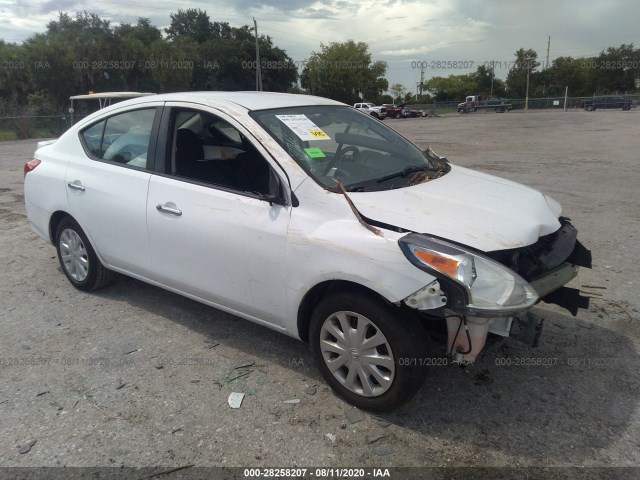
xmin=24 ymin=159 xmax=41 ymax=179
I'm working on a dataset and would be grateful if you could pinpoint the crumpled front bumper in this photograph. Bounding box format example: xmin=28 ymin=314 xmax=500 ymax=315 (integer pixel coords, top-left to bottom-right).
xmin=488 ymin=218 xmax=592 ymax=316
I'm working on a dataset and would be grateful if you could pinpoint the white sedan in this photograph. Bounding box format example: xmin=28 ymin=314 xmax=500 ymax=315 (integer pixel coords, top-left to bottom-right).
xmin=24 ymin=92 xmax=591 ymax=411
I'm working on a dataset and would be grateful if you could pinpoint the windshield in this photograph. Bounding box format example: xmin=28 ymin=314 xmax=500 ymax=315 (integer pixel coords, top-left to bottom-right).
xmin=250 ymin=105 xmax=447 ymax=192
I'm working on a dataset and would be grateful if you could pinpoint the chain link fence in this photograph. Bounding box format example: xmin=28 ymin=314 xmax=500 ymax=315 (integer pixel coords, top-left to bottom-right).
xmin=0 ymin=115 xmax=70 ymax=141
xmin=408 ymin=95 xmax=640 ymax=116
xmin=1 ymin=95 xmax=638 ymax=140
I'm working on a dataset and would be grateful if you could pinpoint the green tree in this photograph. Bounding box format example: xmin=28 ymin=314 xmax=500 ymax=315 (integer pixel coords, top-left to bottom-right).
xmin=0 ymin=10 xmax=300 ymax=113
xmin=506 ymin=48 xmax=540 ymax=97
xmin=422 ymin=74 xmax=476 ymax=101
xmin=146 ymin=36 xmax=198 ymax=92
xmin=23 ymin=11 xmax=120 ymax=103
xmin=585 ymin=44 xmax=639 ymax=94
xmin=193 ymin=25 xmax=297 ymax=92
xmin=166 ymin=9 xmax=216 ymax=44
xmin=545 ymin=56 xmax=587 ymax=96
xmin=473 ymin=65 xmax=506 ymax=97
xmin=114 ymin=18 xmax=163 ymax=91
xmin=300 ymin=40 xmax=388 ymax=104
xmin=389 ymin=83 xmax=406 ymax=103
xmin=0 ymin=41 xmax=31 ymax=105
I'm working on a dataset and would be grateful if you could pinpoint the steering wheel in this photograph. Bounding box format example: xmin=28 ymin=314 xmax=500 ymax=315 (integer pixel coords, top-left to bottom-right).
xmin=322 ymin=146 xmax=360 ymax=176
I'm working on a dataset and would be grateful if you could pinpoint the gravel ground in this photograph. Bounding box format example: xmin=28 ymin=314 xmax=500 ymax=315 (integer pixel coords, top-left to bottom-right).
xmin=1 ymin=109 xmax=639 ymax=473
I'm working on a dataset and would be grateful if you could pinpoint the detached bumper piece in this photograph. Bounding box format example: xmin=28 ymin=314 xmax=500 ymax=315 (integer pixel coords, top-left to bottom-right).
xmin=541 ymin=287 xmax=590 ymax=316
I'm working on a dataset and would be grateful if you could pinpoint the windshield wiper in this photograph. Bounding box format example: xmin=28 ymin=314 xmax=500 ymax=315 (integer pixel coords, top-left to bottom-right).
xmin=376 ymin=165 xmax=434 ymax=183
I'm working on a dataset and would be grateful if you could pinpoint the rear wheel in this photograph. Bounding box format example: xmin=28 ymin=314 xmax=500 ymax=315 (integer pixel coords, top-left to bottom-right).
xmin=395 ymin=112 xmax=401 ymax=119
xmin=55 ymin=217 xmax=113 ymax=291
xmin=309 ymin=292 xmax=427 ymax=411
xmin=585 ymin=104 xmax=594 ymax=111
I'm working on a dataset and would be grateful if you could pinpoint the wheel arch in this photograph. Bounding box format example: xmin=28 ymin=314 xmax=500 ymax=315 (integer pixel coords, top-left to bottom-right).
xmin=49 ymin=210 xmax=72 ymax=246
xmin=296 ymin=280 xmax=390 ymax=343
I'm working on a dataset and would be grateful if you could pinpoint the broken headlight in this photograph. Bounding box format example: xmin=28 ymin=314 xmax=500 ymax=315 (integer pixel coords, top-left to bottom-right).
xmin=399 ymin=233 xmax=539 ymax=316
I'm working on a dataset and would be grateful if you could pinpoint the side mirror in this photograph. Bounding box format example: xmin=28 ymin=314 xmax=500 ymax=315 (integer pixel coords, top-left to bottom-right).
xmin=265 ymin=168 xmax=286 ymax=206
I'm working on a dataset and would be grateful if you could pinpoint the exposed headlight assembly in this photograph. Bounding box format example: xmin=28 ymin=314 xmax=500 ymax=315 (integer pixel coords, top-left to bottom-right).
xmin=399 ymin=233 xmax=539 ymax=316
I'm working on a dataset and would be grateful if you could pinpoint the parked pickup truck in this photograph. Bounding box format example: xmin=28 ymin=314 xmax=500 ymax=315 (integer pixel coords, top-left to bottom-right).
xmin=354 ymin=102 xmax=387 ymax=119
xmin=458 ymin=95 xmax=512 ymax=113
xmin=382 ymin=104 xmax=408 ymax=119
xmin=578 ymin=95 xmax=632 ymax=111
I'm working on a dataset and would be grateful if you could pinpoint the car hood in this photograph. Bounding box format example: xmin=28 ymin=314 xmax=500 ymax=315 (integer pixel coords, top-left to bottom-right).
xmin=350 ymin=165 xmax=561 ymax=252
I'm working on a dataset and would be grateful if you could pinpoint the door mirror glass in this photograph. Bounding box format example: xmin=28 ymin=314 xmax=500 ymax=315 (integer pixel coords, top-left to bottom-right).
xmin=265 ymin=168 xmax=286 ymax=206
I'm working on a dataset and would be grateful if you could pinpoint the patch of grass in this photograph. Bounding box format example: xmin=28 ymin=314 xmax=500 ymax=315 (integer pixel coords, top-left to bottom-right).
xmin=0 ymin=130 xmax=18 ymax=141
xmin=32 ymin=129 xmax=56 ymax=138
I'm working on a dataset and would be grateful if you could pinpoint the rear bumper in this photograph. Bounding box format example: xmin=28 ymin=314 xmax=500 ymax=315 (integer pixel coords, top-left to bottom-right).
xmin=25 ymin=202 xmax=52 ymax=243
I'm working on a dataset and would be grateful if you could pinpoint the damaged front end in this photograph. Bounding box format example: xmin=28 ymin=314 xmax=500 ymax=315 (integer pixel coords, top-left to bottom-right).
xmin=399 ymin=218 xmax=592 ymax=362
xmin=487 ymin=217 xmax=592 ymax=315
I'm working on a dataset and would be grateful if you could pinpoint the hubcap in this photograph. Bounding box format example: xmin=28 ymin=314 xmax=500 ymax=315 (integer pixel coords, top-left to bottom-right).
xmin=59 ymin=228 xmax=89 ymax=282
xmin=319 ymin=311 xmax=395 ymax=397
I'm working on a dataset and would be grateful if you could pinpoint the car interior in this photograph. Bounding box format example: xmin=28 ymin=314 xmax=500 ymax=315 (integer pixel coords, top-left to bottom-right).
xmin=81 ymin=108 xmax=156 ymax=169
xmin=169 ymin=110 xmax=272 ymax=197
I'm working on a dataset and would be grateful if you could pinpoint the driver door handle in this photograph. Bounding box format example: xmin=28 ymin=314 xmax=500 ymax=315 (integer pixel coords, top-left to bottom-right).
xmin=67 ymin=181 xmax=85 ymax=191
xmin=156 ymin=203 xmax=182 ymax=216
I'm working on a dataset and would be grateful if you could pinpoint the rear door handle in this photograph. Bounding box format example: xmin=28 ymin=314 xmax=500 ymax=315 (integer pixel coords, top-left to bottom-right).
xmin=67 ymin=181 xmax=85 ymax=191
xmin=156 ymin=203 xmax=182 ymax=216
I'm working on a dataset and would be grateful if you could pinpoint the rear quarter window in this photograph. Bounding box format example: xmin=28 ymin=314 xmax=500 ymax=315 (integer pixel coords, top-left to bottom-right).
xmin=80 ymin=108 xmax=156 ymax=169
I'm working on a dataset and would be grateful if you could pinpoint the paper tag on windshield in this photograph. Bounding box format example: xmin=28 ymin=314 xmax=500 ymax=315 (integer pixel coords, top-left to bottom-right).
xmin=276 ymin=114 xmax=330 ymax=141
xmin=304 ymin=147 xmax=326 ymax=158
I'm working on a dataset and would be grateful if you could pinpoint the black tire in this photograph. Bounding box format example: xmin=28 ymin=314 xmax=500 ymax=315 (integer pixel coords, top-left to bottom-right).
xmin=585 ymin=105 xmax=594 ymax=111
xmin=309 ymin=291 xmax=428 ymax=411
xmin=55 ymin=216 xmax=113 ymax=291
xmin=395 ymin=112 xmax=401 ymax=119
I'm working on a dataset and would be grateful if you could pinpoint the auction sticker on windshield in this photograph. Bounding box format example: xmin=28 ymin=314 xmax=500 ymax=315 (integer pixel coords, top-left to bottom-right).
xmin=304 ymin=147 xmax=326 ymax=158
xmin=276 ymin=114 xmax=330 ymax=141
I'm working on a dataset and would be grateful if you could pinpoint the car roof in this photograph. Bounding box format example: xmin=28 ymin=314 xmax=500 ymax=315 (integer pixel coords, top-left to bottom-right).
xmin=69 ymin=92 xmax=155 ymax=100
xmin=111 ymin=91 xmax=347 ymax=112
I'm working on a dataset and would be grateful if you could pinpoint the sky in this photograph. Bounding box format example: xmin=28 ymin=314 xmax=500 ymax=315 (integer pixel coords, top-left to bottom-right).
xmin=1 ymin=0 xmax=637 ymax=94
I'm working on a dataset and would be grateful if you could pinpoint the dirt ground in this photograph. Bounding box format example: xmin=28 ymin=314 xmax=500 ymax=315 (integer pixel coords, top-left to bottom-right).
xmin=1 ymin=109 xmax=639 ymax=473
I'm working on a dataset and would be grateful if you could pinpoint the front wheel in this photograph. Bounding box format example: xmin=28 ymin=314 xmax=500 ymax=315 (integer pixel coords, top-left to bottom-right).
xmin=55 ymin=217 xmax=113 ymax=291
xmin=309 ymin=292 xmax=427 ymax=411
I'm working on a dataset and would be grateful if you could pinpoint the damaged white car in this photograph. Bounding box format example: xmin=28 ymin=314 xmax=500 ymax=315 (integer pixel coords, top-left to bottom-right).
xmin=24 ymin=92 xmax=591 ymax=411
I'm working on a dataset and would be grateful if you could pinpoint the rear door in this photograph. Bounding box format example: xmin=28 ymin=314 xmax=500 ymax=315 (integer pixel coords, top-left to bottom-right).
xmin=66 ymin=105 xmax=162 ymax=276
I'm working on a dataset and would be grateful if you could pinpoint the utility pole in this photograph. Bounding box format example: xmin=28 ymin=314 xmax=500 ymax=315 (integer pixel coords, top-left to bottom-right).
xmin=490 ymin=63 xmax=494 ymax=97
xmin=253 ymin=17 xmax=263 ymax=91
xmin=419 ymin=63 xmax=424 ymax=97
xmin=545 ymin=35 xmax=551 ymax=69
xmin=524 ymin=57 xmax=533 ymax=112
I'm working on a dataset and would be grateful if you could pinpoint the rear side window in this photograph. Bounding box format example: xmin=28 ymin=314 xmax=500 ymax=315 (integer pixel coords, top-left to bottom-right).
xmin=81 ymin=109 xmax=156 ymax=169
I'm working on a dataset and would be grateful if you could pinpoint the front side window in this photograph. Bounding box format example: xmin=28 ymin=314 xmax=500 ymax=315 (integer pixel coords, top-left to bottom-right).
xmin=81 ymin=108 xmax=156 ymax=169
xmin=168 ymin=108 xmax=273 ymax=197
xmin=250 ymin=105 xmax=446 ymax=192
